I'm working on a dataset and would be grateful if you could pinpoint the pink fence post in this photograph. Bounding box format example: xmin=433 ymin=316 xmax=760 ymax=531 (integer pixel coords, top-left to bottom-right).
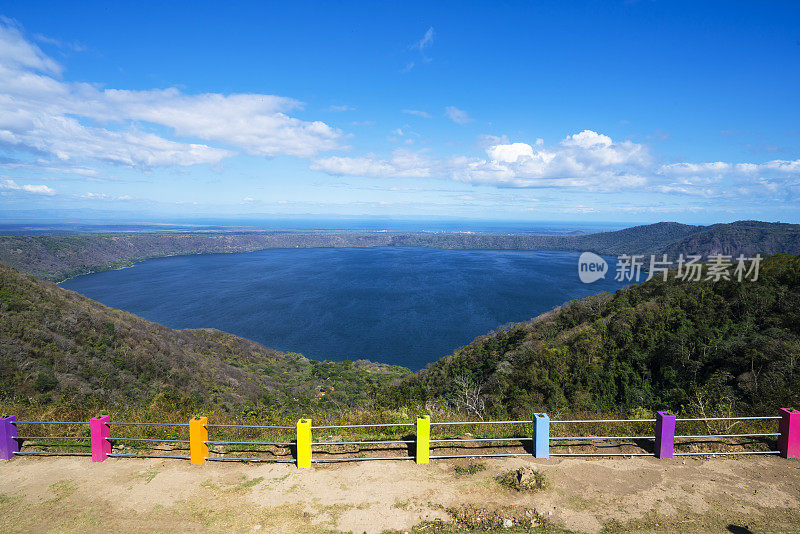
xmin=90 ymin=415 xmax=111 ymax=462
xmin=0 ymin=415 xmax=19 ymax=460
xmin=655 ymin=411 xmax=676 ymax=459
xmin=778 ymin=408 xmax=799 ymax=459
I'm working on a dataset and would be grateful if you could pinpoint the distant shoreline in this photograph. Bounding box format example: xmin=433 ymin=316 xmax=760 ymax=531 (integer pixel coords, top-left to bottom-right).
xmin=3 ymin=220 xmax=799 ymax=283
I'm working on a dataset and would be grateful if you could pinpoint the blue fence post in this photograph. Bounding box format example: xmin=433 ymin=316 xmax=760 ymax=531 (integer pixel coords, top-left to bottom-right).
xmin=655 ymin=411 xmax=676 ymax=458
xmin=533 ymin=413 xmax=549 ymax=459
xmin=0 ymin=415 xmax=19 ymax=460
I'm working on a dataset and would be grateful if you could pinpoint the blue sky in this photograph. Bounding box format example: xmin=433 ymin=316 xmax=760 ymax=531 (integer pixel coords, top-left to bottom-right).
xmin=0 ymin=1 xmax=798 ymax=224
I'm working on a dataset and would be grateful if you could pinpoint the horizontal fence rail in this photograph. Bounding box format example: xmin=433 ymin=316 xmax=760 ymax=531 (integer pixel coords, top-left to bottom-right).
xmin=0 ymin=409 xmax=798 ymax=466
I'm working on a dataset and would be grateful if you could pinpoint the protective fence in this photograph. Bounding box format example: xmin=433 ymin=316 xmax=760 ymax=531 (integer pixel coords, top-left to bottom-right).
xmin=1 ymin=409 xmax=798 ymax=467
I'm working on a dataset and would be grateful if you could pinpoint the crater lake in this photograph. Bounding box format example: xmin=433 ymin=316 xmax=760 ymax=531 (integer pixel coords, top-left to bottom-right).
xmin=60 ymin=247 xmax=627 ymax=370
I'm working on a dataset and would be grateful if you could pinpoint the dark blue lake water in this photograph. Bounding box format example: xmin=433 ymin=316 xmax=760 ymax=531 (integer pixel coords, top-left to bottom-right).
xmin=60 ymin=248 xmax=626 ymax=370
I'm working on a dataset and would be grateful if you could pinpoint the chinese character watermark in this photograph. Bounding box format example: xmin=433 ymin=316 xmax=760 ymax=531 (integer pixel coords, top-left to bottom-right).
xmin=578 ymin=252 xmax=762 ymax=284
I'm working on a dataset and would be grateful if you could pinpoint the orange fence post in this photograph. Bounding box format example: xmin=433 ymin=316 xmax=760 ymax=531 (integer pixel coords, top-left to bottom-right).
xmin=189 ymin=416 xmax=208 ymax=465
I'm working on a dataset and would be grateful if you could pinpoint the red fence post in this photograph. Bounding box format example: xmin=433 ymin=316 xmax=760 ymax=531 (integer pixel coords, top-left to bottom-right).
xmin=90 ymin=415 xmax=111 ymax=462
xmin=778 ymin=408 xmax=799 ymax=459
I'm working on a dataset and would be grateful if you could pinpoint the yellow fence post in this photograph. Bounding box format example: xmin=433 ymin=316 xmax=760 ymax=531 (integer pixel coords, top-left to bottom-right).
xmin=416 ymin=415 xmax=430 ymax=464
xmin=189 ymin=416 xmax=208 ymax=465
xmin=297 ymin=418 xmax=312 ymax=468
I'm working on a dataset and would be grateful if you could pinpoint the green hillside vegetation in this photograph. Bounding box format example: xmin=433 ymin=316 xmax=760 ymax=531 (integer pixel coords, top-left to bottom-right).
xmin=662 ymin=220 xmax=800 ymax=258
xmin=0 ymin=261 xmax=409 ymax=420
xmin=2 ymin=253 xmax=799 ymax=427
xmin=384 ymin=254 xmax=800 ymax=419
xmin=1 ymin=220 xmax=797 ymax=282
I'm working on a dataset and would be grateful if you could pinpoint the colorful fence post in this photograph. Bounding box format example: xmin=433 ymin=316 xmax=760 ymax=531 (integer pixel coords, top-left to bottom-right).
xmin=189 ymin=416 xmax=208 ymax=465
xmin=296 ymin=418 xmax=312 ymax=468
xmin=655 ymin=411 xmax=676 ymax=458
xmin=416 ymin=415 xmax=430 ymax=464
xmin=533 ymin=413 xmax=549 ymax=458
xmin=0 ymin=415 xmax=18 ymax=460
xmin=778 ymin=408 xmax=799 ymax=459
xmin=90 ymin=415 xmax=111 ymax=462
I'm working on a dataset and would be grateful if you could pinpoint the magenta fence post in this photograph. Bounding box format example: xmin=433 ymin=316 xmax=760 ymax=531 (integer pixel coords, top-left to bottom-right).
xmin=0 ymin=415 xmax=19 ymax=460
xmin=778 ymin=408 xmax=799 ymax=459
xmin=655 ymin=411 xmax=675 ymax=459
xmin=90 ymin=415 xmax=111 ymax=462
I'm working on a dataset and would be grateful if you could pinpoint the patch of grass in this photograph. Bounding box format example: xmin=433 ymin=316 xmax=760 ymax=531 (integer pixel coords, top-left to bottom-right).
xmin=316 ymin=503 xmax=354 ymax=527
xmin=454 ymin=462 xmax=487 ymax=477
xmin=234 ymin=476 xmax=264 ymax=491
xmin=201 ymin=476 xmax=264 ymax=494
xmin=47 ymin=480 xmax=77 ymax=502
xmin=496 ymin=467 xmax=547 ymax=493
xmin=599 ymin=506 xmax=800 ymax=534
xmin=200 ymin=478 xmax=219 ymax=491
xmin=566 ymin=495 xmax=594 ymax=511
xmin=0 ymin=493 xmax=23 ymax=507
xmin=393 ymin=499 xmax=412 ymax=510
xmin=134 ymin=468 xmax=159 ymax=484
xmin=391 ymin=505 xmax=556 ymax=533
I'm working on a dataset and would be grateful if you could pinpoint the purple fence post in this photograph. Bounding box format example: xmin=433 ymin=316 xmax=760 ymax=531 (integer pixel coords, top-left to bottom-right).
xmin=778 ymin=408 xmax=799 ymax=459
xmin=90 ymin=415 xmax=111 ymax=462
xmin=655 ymin=411 xmax=676 ymax=459
xmin=0 ymin=415 xmax=19 ymax=460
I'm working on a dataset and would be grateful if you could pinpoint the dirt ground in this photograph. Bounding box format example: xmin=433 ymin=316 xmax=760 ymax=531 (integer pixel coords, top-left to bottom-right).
xmin=1 ymin=455 xmax=799 ymax=533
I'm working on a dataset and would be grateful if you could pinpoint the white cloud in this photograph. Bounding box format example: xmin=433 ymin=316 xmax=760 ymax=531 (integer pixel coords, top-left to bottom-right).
xmin=310 ymin=127 xmax=800 ymax=201
xmin=561 ymin=130 xmax=613 ymax=148
xmin=445 ymin=106 xmax=472 ymax=125
xmin=403 ymin=27 xmax=434 ymax=72
xmin=486 ymin=143 xmax=535 ymax=163
xmin=414 ymin=27 xmax=434 ymax=54
xmin=477 ymin=134 xmax=510 ymax=148
xmin=0 ymin=18 xmax=61 ymax=75
xmin=655 ymin=158 xmax=800 ymax=197
xmin=402 ymin=109 xmax=432 ymax=118
xmin=0 ymin=179 xmax=55 ymax=195
xmin=453 ymin=130 xmax=651 ymax=190
xmin=311 ymin=149 xmax=435 ymax=179
xmin=0 ymin=20 xmax=343 ymax=169
xmin=32 ymin=32 xmax=86 ymax=53
xmin=312 ymin=130 xmax=651 ymax=189
xmin=658 ymin=162 xmax=731 ymax=177
xmin=0 ymin=111 xmax=232 ymax=166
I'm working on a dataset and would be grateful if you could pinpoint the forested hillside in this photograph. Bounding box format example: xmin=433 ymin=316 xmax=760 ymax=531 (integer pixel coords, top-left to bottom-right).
xmin=0 ymin=261 xmax=409 ymax=415
xmin=384 ymin=254 xmax=800 ymax=418
xmin=662 ymin=221 xmax=800 ymax=259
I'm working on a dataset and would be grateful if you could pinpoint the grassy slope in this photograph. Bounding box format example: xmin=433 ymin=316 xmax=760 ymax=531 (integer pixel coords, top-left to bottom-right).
xmin=2 ymin=221 xmax=798 ymax=282
xmin=0 ymin=261 xmax=409 ymax=415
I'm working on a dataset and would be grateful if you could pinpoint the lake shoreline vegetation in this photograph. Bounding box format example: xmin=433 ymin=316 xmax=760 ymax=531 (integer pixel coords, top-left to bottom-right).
xmin=1 ymin=220 xmax=798 ymax=439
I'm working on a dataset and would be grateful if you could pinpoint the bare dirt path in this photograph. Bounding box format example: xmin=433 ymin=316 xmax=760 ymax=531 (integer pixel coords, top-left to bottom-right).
xmin=1 ymin=455 xmax=799 ymax=533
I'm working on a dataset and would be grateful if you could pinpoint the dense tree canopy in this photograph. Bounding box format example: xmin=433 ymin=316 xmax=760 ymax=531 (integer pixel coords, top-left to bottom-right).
xmin=385 ymin=254 xmax=800 ymax=418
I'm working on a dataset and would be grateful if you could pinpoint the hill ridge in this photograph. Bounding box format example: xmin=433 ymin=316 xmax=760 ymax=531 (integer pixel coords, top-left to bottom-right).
xmin=1 ymin=220 xmax=798 ymax=282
